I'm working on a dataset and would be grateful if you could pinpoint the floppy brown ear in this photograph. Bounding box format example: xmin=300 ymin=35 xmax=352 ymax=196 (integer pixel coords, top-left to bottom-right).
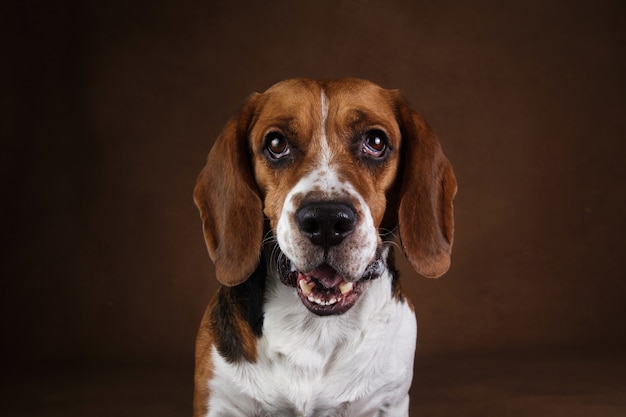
xmin=395 ymin=95 xmax=457 ymax=278
xmin=193 ymin=94 xmax=264 ymax=286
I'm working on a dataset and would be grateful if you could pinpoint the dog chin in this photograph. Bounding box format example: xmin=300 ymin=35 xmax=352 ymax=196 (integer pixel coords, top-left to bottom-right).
xmin=277 ymin=254 xmax=385 ymax=316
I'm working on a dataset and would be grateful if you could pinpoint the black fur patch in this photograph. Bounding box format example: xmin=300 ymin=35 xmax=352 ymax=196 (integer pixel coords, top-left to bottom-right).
xmin=386 ymin=248 xmax=405 ymax=302
xmin=210 ymin=257 xmax=266 ymax=363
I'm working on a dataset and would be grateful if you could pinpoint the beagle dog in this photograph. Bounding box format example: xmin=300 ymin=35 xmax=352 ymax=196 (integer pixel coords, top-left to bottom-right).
xmin=193 ymin=78 xmax=456 ymax=416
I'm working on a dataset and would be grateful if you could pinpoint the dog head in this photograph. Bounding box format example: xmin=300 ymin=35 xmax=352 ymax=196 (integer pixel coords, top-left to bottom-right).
xmin=194 ymin=78 xmax=457 ymax=315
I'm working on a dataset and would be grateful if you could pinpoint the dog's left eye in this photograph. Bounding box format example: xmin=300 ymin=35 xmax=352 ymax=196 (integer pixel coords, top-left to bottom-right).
xmin=361 ymin=130 xmax=388 ymax=158
xmin=265 ymin=132 xmax=291 ymax=160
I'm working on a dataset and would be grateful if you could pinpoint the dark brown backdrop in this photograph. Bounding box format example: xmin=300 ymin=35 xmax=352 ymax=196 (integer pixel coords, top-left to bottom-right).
xmin=3 ymin=0 xmax=625 ymax=378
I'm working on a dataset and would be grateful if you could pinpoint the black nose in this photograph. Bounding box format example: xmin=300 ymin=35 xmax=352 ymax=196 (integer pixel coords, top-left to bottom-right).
xmin=296 ymin=203 xmax=357 ymax=249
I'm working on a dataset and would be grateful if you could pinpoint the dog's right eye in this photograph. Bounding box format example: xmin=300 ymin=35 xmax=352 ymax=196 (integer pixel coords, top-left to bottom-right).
xmin=264 ymin=132 xmax=291 ymax=160
xmin=360 ymin=129 xmax=390 ymax=161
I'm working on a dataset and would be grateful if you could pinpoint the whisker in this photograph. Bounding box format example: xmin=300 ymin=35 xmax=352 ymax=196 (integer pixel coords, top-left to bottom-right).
xmin=262 ymin=230 xmax=277 ymax=246
xmin=379 ymin=227 xmax=401 ymax=250
xmin=379 ymin=227 xmax=398 ymax=239
xmin=386 ymin=240 xmax=401 ymax=251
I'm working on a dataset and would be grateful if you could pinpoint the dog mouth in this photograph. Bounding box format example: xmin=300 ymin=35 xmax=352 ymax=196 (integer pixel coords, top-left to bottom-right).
xmin=295 ymin=264 xmax=363 ymax=316
xmin=278 ymin=255 xmax=385 ymax=316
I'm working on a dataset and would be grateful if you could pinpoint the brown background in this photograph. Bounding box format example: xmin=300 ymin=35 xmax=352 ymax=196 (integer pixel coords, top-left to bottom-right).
xmin=3 ymin=0 xmax=625 ymax=415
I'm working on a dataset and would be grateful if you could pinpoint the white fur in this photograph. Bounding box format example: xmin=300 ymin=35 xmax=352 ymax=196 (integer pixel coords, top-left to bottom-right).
xmin=319 ymin=91 xmax=333 ymax=166
xmin=207 ymin=267 xmax=417 ymax=416
xmin=203 ymin=88 xmax=417 ymax=416
xmin=276 ymin=168 xmax=379 ymax=281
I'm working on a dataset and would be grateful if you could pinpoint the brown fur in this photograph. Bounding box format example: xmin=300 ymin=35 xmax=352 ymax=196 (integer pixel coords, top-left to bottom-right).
xmin=394 ymin=94 xmax=457 ymax=278
xmin=192 ymin=78 xmax=456 ymax=416
xmin=193 ymin=94 xmax=264 ymax=287
xmin=250 ymin=78 xmax=403 ymax=240
xmin=193 ymin=307 xmax=214 ymax=417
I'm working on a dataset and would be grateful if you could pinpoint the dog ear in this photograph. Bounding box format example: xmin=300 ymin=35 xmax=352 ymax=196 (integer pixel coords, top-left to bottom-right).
xmin=193 ymin=94 xmax=264 ymax=286
xmin=394 ymin=93 xmax=457 ymax=278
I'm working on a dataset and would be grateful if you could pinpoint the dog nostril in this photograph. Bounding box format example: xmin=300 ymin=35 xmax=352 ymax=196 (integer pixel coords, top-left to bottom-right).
xmin=296 ymin=203 xmax=357 ymax=248
xmin=298 ymin=217 xmax=321 ymax=235
xmin=334 ymin=211 xmax=356 ymax=234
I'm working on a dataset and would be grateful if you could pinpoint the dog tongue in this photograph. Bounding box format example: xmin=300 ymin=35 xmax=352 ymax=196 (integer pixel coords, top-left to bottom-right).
xmin=307 ymin=264 xmax=344 ymax=289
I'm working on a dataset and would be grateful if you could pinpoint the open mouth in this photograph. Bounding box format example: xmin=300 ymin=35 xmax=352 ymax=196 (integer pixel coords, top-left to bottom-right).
xmin=295 ymin=264 xmax=363 ymax=316
xmin=277 ymin=255 xmax=386 ymax=316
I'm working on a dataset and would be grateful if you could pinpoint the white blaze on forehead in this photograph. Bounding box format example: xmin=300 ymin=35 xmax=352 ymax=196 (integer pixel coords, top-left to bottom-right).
xmin=319 ymin=90 xmax=333 ymax=169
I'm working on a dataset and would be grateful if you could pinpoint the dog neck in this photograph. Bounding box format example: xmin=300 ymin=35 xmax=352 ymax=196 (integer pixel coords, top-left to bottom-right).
xmin=261 ymin=244 xmax=399 ymax=361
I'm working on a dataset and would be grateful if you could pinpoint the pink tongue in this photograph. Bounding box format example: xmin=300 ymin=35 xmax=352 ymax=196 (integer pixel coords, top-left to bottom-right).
xmin=306 ymin=264 xmax=344 ymax=289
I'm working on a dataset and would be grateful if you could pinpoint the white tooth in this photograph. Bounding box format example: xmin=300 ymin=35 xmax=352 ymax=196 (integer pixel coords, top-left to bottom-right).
xmin=299 ymin=280 xmax=314 ymax=296
xmin=306 ymin=294 xmax=340 ymax=306
xmin=339 ymin=282 xmax=353 ymax=295
xmin=309 ymin=295 xmax=323 ymax=305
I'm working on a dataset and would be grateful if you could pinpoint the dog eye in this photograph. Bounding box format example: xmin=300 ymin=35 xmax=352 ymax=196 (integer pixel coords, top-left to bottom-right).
xmin=361 ymin=130 xmax=388 ymax=158
xmin=265 ymin=132 xmax=291 ymax=159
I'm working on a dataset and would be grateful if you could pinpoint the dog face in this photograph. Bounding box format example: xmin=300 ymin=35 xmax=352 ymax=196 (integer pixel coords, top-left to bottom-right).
xmin=250 ymin=79 xmax=401 ymax=315
xmin=194 ymin=78 xmax=456 ymax=316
